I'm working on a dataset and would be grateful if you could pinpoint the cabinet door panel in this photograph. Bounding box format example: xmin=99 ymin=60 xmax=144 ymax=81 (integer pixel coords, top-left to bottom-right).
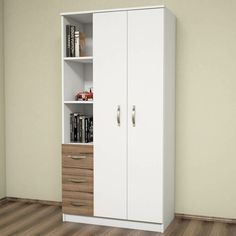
xmin=127 ymin=9 xmax=164 ymax=223
xmin=93 ymin=11 xmax=127 ymax=219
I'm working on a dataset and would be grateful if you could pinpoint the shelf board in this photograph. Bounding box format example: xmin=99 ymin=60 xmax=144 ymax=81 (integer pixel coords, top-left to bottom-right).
xmin=64 ymin=56 xmax=93 ymax=63
xmin=64 ymin=142 xmax=93 ymax=146
xmin=64 ymin=101 xmax=93 ymax=104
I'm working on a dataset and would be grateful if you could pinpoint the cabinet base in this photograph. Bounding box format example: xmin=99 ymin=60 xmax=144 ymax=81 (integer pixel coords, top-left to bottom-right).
xmin=63 ymin=214 xmax=164 ymax=232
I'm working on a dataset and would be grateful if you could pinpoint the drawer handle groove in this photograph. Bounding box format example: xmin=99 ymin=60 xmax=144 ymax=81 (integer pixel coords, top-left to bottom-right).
xmin=67 ymin=155 xmax=86 ymax=159
xmin=71 ymin=202 xmax=86 ymax=207
xmin=68 ymin=178 xmax=86 ymax=183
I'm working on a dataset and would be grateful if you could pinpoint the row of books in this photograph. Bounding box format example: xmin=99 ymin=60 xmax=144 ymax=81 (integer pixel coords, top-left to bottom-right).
xmin=66 ymin=24 xmax=80 ymax=57
xmin=70 ymin=113 xmax=93 ymax=143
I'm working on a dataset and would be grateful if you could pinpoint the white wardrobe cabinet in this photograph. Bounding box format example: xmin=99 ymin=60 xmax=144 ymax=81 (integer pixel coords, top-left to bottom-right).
xmin=61 ymin=6 xmax=175 ymax=233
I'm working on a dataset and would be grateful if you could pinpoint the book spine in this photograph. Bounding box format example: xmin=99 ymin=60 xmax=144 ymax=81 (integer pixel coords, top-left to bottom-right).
xmin=70 ymin=26 xmax=75 ymax=57
xmin=85 ymin=117 xmax=88 ymax=143
xmin=79 ymin=117 xmax=82 ymax=143
xmin=66 ymin=25 xmax=71 ymax=57
xmin=70 ymin=113 xmax=74 ymax=142
xmin=75 ymin=31 xmax=80 ymax=57
xmin=74 ymin=114 xmax=77 ymax=142
xmin=77 ymin=113 xmax=80 ymax=142
xmin=82 ymin=117 xmax=85 ymax=143
xmin=89 ymin=117 xmax=93 ymax=142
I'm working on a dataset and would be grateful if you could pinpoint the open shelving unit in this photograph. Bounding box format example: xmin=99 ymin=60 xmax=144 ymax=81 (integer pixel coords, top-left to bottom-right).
xmin=61 ymin=13 xmax=93 ymax=145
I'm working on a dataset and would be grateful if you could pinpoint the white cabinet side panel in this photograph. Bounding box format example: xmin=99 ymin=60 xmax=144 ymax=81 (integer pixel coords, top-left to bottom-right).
xmin=93 ymin=11 xmax=127 ymax=219
xmin=127 ymin=9 xmax=164 ymax=223
xmin=163 ymin=9 xmax=176 ymax=229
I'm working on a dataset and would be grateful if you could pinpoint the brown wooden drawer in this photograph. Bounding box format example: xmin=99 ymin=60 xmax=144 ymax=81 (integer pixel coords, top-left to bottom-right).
xmin=62 ymin=168 xmax=93 ymax=177
xmin=62 ymin=144 xmax=93 ymax=155
xmin=62 ymin=145 xmax=93 ymax=169
xmin=62 ymin=175 xmax=93 ymax=193
xmin=62 ymin=198 xmax=93 ymax=216
xmin=62 ymin=191 xmax=93 ymax=201
xmin=62 ymin=154 xmax=93 ymax=169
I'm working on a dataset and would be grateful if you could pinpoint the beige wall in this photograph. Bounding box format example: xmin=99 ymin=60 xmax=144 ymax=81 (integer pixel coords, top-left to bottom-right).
xmin=4 ymin=0 xmax=236 ymax=218
xmin=0 ymin=0 xmax=5 ymax=199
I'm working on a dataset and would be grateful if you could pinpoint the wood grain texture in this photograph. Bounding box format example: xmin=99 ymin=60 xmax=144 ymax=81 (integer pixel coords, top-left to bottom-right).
xmin=6 ymin=197 xmax=61 ymax=206
xmin=0 ymin=198 xmax=7 ymax=205
xmin=62 ymin=198 xmax=93 ymax=216
xmin=62 ymin=144 xmax=93 ymax=155
xmin=62 ymin=144 xmax=94 ymax=217
xmin=1 ymin=200 xmax=236 ymax=235
xmin=62 ymin=167 xmax=93 ymax=177
xmin=63 ymin=175 xmax=93 ymax=192
xmin=62 ymin=155 xmax=93 ymax=169
xmin=63 ymin=191 xmax=93 ymax=200
xmin=176 ymin=213 xmax=236 ymax=224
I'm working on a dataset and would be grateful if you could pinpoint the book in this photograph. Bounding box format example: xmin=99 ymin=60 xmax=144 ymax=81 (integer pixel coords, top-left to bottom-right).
xmin=69 ymin=113 xmax=79 ymax=142
xmin=74 ymin=113 xmax=79 ymax=142
xmin=78 ymin=116 xmax=83 ymax=143
xmin=85 ymin=117 xmax=88 ymax=143
xmin=70 ymin=25 xmax=76 ymax=57
xmin=88 ymin=117 xmax=93 ymax=142
xmin=75 ymin=31 xmax=80 ymax=57
xmin=82 ymin=117 xmax=86 ymax=143
xmin=66 ymin=25 xmax=71 ymax=57
xmin=70 ymin=113 xmax=93 ymax=143
xmin=70 ymin=113 xmax=74 ymax=142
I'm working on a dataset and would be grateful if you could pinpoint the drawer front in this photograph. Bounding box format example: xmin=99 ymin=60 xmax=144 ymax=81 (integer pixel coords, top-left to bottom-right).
xmin=62 ymin=145 xmax=94 ymax=216
xmin=62 ymin=154 xmax=93 ymax=169
xmin=62 ymin=191 xmax=93 ymax=201
xmin=62 ymin=168 xmax=93 ymax=177
xmin=62 ymin=175 xmax=93 ymax=193
xmin=62 ymin=198 xmax=93 ymax=216
xmin=62 ymin=144 xmax=93 ymax=156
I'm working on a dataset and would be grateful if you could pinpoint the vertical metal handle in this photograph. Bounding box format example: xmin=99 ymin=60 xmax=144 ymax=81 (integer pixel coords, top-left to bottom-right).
xmin=132 ymin=105 xmax=136 ymax=127
xmin=117 ymin=105 xmax=120 ymax=126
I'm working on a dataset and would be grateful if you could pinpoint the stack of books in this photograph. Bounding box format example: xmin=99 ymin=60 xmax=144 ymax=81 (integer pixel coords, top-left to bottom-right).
xmin=66 ymin=25 xmax=82 ymax=57
xmin=70 ymin=113 xmax=93 ymax=143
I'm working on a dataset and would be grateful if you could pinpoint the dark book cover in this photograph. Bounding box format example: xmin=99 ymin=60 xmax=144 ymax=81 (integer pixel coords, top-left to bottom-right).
xmin=81 ymin=117 xmax=85 ymax=143
xmin=79 ymin=116 xmax=83 ymax=143
xmin=66 ymin=25 xmax=71 ymax=57
xmin=88 ymin=117 xmax=93 ymax=142
xmin=70 ymin=25 xmax=76 ymax=57
xmin=74 ymin=114 xmax=77 ymax=142
xmin=70 ymin=113 xmax=74 ymax=142
xmin=73 ymin=113 xmax=79 ymax=142
xmin=85 ymin=117 xmax=88 ymax=143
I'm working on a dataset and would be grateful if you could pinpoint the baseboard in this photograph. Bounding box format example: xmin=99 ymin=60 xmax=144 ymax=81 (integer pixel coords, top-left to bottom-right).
xmin=63 ymin=214 xmax=164 ymax=232
xmin=6 ymin=197 xmax=62 ymax=206
xmin=175 ymin=213 xmax=236 ymax=224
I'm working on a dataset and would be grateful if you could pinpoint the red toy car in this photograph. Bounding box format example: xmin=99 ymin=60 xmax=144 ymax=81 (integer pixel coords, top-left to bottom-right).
xmin=75 ymin=89 xmax=93 ymax=101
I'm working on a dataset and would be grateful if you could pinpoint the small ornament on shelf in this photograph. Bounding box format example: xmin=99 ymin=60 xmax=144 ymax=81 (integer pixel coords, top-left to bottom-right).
xmin=75 ymin=88 xmax=93 ymax=101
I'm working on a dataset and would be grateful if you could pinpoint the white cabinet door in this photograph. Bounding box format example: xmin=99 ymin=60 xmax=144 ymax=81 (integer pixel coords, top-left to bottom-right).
xmin=93 ymin=11 xmax=127 ymax=219
xmin=127 ymin=9 xmax=164 ymax=223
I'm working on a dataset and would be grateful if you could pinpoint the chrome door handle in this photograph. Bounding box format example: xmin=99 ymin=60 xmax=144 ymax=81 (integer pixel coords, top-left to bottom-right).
xmin=132 ymin=105 xmax=136 ymax=127
xmin=117 ymin=105 xmax=120 ymax=126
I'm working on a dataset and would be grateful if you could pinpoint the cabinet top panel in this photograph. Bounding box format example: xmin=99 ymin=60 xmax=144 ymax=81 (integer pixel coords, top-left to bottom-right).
xmin=61 ymin=5 xmax=165 ymax=17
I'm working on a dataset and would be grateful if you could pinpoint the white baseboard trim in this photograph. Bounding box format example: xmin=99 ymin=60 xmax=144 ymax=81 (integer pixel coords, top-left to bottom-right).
xmin=63 ymin=214 xmax=164 ymax=232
